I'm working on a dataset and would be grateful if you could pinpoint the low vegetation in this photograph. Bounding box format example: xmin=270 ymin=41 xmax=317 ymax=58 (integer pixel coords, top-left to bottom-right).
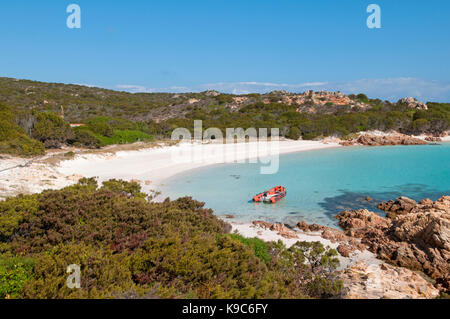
xmin=0 ymin=77 xmax=449 ymax=157
xmin=0 ymin=179 xmax=342 ymax=299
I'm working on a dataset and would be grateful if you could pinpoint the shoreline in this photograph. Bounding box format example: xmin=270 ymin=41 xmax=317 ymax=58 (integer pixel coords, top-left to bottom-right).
xmin=56 ymin=139 xmax=342 ymax=193
xmin=1 ymin=137 xmax=447 ymax=298
xmin=1 ymin=136 xmax=449 ymax=202
xmin=0 ymin=139 xmax=340 ymax=202
xmin=228 ymin=220 xmax=381 ymax=271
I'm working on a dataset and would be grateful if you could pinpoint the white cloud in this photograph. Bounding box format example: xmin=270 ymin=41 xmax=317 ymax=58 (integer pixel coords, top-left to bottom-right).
xmin=114 ymin=78 xmax=450 ymax=102
xmin=330 ymin=78 xmax=450 ymax=102
xmin=116 ymin=84 xmax=150 ymax=92
xmin=115 ymin=84 xmax=190 ymax=93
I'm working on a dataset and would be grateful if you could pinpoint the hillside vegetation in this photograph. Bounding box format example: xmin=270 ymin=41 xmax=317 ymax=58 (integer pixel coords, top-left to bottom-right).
xmin=0 ymin=179 xmax=342 ymax=299
xmin=0 ymin=77 xmax=449 ymax=156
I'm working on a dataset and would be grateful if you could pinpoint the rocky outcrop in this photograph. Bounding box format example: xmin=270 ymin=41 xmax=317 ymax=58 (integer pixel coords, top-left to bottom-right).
xmin=336 ymin=196 xmax=450 ymax=293
xmin=337 ymin=244 xmax=351 ymax=257
xmin=342 ymin=134 xmax=428 ymax=146
xmin=296 ymin=221 xmax=365 ymax=257
xmin=338 ymin=261 xmax=440 ymax=299
xmin=425 ymin=136 xmax=442 ymax=142
xmin=263 ymin=90 xmax=370 ymax=112
xmin=399 ymin=97 xmax=428 ymax=110
xmin=252 ymin=221 xmax=298 ymax=239
xmin=377 ymin=196 xmax=418 ymax=219
xmin=338 ymin=133 xmax=430 ymax=147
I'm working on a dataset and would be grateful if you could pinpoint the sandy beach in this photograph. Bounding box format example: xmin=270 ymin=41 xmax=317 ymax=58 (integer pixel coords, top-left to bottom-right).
xmin=56 ymin=139 xmax=341 ymax=194
xmin=0 ymin=139 xmax=381 ymax=271
xmin=1 ymin=138 xmax=446 ymax=298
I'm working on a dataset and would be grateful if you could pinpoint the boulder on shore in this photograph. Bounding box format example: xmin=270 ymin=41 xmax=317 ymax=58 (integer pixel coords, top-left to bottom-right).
xmin=338 ymin=261 xmax=440 ymax=299
xmin=252 ymin=221 xmax=298 ymax=239
xmin=336 ymin=195 xmax=450 ymax=293
xmin=296 ymin=220 xmax=365 ymax=256
xmin=377 ymin=196 xmax=418 ymax=219
xmin=340 ymin=134 xmax=427 ymax=147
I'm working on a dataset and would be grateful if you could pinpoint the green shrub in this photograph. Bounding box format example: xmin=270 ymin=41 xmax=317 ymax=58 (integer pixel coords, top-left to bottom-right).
xmin=0 ymin=257 xmax=34 ymax=299
xmin=68 ymin=127 xmax=102 ymax=148
xmin=20 ymin=243 xmax=135 ymax=299
xmin=95 ymin=130 xmax=153 ymax=146
xmin=0 ymin=134 xmax=45 ymax=156
xmin=86 ymin=117 xmax=114 ymax=137
xmin=286 ymin=127 xmax=301 ymax=140
xmin=0 ymin=179 xmax=344 ymax=299
xmin=228 ymin=234 xmax=271 ymax=264
xmin=0 ymin=194 xmax=39 ymax=240
xmin=0 ymin=119 xmax=17 ymax=142
xmin=31 ymin=112 xmax=73 ymax=148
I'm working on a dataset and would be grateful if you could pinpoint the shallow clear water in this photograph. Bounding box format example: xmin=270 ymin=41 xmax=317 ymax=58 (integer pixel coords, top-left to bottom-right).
xmin=161 ymin=143 xmax=450 ymax=227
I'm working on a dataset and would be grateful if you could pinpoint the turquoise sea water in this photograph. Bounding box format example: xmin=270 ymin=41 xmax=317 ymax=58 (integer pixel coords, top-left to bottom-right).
xmin=161 ymin=143 xmax=450 ymax=227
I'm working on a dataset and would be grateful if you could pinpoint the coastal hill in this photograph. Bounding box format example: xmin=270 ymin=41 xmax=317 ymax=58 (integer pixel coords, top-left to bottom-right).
xmin=0 ymin=77 xmax=449 ymax=156
xmin=0 ymin=77 xmax=434 ymax=122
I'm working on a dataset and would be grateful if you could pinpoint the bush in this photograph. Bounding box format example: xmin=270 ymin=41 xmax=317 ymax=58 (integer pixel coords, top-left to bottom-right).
xmin=31 ymin=112 xmax=73 ymax=148
xmin=411 ymin=118 xmax=430 ymax=134
xmin=0 ymin=258 xmax=34 ymax=299
xmin=228 ymin=234 xmax=271 ymax=264
xmin=287 ymin=127 xmax=301 ymax=140
xmin=356 ymin=93 xmax=369 ymax=102
xmin=86 ymin=117 xmax=114 ymax=137
xmin=0 ymin=119 xmax=17 ymax=142
xmin=95 ymin=130 xmax=153 ymax=146
xmin=0 ymin=134 xmax=45 ymax=156
xmin=20 ymin=243 xmax=135 ymax=299
xmin=68 ymin=128 xmax=102 ymax=149
xmin=0 ymin=179 xmax=344 ymax=299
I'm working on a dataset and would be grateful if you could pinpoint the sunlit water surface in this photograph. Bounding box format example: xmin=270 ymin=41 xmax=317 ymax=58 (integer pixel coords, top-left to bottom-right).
xmin=161 ymin=143 xmax=450 ymax=227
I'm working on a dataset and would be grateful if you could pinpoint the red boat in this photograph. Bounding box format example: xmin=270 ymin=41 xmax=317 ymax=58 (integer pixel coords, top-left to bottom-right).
xmin=253 ymin=186 xmax=287 ymax=203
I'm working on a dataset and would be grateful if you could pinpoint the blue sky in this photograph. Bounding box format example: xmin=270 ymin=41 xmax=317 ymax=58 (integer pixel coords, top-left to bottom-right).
xmin=1 ymin=0 xmax=449 ymax=101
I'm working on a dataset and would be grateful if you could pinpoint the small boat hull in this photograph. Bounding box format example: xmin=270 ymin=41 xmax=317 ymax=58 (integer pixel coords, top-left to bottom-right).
xmin=253 ymin=186 xmax=287 ymax=203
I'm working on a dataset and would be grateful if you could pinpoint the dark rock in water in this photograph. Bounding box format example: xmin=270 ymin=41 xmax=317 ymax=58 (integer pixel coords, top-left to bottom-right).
xmin=225 ymin=214 xmax=235 ymax=219
xmin=365 ymin=196 xmax=372 ymax=201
